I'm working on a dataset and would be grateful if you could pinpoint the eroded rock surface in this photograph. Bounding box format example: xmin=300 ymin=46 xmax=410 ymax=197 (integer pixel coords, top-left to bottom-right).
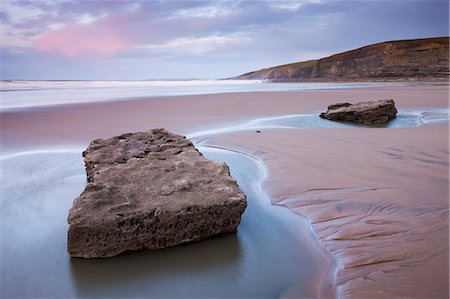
xmin=320 ymin=99 xmax=397 ymax=124
xmin=68 ymin=129 xmax=247 ymax=258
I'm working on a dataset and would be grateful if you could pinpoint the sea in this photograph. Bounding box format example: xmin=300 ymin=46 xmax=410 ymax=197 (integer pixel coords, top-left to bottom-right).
xmin=0 ymin=79 xmax=444 ymax=110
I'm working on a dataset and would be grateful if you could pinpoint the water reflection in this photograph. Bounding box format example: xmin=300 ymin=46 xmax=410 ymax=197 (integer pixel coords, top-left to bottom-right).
xmin=70 ymin=234 xmax=242 ymax=298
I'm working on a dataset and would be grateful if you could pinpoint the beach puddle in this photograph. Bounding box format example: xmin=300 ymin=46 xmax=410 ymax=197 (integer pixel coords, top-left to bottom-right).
xmin=187 ymin=108 xmax=449 ymax=139
xmin=268 ymin=109 xmax=449 ymax=128
xmin=0 ymin=148 xmax=335 ymax=298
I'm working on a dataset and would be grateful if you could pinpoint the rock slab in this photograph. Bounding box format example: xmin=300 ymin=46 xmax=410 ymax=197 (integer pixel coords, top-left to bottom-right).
xmin=68 ymin=129 xmax=247 ymax=258
xmin=320 ymin=99 xmax=397 ymax=124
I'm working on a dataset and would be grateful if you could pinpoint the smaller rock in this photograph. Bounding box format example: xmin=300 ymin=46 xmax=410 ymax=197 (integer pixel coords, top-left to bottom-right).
xmin=320 ymin=99 xmax=397 ymax=124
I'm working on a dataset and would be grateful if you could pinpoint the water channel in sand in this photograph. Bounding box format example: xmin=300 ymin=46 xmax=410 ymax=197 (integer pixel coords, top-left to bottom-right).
xmin=187 ymin=108 xmax=449 ymax=139
xmin=1 ymin=108 xmax=447 ymax=298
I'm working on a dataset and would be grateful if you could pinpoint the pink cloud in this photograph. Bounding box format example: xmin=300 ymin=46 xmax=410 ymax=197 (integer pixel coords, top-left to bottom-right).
xmin=34 ymin=16 xmax=133 ymax=56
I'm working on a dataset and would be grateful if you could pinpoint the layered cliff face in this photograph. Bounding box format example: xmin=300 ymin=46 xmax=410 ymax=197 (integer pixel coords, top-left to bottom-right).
xmin=234 ymin=37 xmax=449 ymax=82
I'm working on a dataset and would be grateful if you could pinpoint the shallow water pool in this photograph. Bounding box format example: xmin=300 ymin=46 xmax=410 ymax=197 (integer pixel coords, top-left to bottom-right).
xmin=0 ymin=147 xmax=334 ymax=298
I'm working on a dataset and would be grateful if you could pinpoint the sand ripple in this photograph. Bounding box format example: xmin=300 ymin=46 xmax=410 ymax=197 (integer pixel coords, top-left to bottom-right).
xmin=203 ymin=122 xmax=449 ymax=298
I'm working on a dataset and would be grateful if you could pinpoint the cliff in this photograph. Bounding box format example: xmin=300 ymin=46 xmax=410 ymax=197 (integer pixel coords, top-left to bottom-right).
xmin=233 ymin=37 xmax=449 ymax=82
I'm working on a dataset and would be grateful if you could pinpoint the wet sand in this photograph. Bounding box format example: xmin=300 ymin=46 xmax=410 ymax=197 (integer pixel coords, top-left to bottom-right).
xmin=204 ymin=124 xmax=449 ymax=298
xmin=1 ymin=85 xmax=449 ymax=298
xmin=2 ymin=85 xmax=446 ymax=153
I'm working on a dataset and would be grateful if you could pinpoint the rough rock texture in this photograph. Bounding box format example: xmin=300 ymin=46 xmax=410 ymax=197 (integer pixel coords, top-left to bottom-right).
xmin=320 ymin=99 xmax=397 ymax=124
xmin=233 ymin=37 xmax=449 ymax=82
xmin=68 ymin=129 xmax=247 ymax=258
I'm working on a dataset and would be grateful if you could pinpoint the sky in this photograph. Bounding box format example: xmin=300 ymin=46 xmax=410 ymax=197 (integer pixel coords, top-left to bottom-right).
xmin=0 ymin=0 xmax=448 ymax=80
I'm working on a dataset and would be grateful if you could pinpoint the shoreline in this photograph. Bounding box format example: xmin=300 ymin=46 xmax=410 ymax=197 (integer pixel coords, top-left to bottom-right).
xmin=198 ymin=144 xmax=337 ymax=297
xmin=1 ymin=81 xmax=448 ymax=112
xmin=1 ymin=85 xmax=449 ymax=297
xmin=197 ymin=143 xmax=339 ymax=298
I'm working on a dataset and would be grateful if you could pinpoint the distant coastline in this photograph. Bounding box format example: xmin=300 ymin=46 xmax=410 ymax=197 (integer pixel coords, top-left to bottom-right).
xmin=232 ymin=37 xmax=450 ymax=82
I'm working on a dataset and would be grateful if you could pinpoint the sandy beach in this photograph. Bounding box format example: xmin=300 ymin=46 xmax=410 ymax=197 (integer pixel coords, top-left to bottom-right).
xmin=1 ymin=85 xmax=449 ymax=298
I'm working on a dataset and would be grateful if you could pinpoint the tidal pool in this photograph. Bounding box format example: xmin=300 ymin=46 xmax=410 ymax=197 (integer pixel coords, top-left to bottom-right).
xmin=0 ymin=147 xmax=334 ymax=298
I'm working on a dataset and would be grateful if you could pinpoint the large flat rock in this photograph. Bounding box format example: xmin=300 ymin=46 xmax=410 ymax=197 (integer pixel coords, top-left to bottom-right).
xmin=68 ymin=129 xmax=247 ymax=258
xmin=320 ymin=99 xmax=397 ymax=124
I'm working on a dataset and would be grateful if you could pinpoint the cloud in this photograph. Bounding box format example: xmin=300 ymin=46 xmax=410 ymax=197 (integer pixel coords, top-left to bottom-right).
xmin=1 ymin=0 xmax=448 ymax=79
xmin=267 ymin=1 xmax=304 ymax=11
xmin=76 ymin=13 xmax=105 ymax=25
xmin=139 ymin=33 xmax=251 ymax=54
xmin=1 ymin=0 xmax=48 ymax=22
xmin=34 ymin=15 xmax=133 ymax=56
xmin=168 ymin=3 xmax=239 ymax=19
xmin=0 ymin=0 xmax=136 ymax=51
